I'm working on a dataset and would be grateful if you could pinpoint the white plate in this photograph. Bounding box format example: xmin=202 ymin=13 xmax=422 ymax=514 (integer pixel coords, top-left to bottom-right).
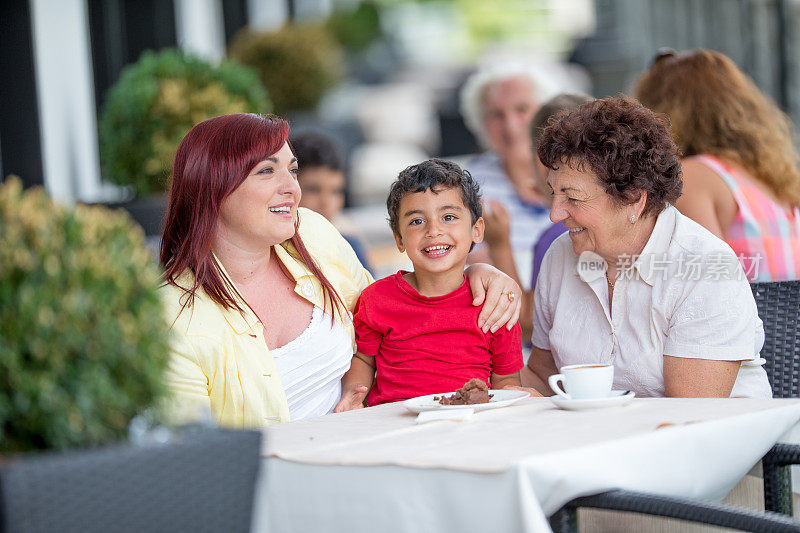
xmin=403 ymin=389 xmax=530 ymax=413
xmin=550 ymin=390 xmax=636 ymax=411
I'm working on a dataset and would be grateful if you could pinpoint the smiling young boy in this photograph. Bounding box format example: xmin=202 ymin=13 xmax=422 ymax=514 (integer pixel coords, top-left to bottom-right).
xmin=335 ymin=159 xmax=522 ymax=410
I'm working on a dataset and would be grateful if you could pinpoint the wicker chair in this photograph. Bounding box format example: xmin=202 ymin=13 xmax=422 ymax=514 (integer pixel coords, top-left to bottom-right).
xmin=751 ymin=280 xmax=800 ymax=399
xmin=549 ymin=280 xmax=800 ymax=531
xmin=0 ymin=428 xmax=261 ymax=533
xmin=549 ymin=489 xmax=800 ymax=532
xmin=752 ymin=279 xmax=800 ymax=515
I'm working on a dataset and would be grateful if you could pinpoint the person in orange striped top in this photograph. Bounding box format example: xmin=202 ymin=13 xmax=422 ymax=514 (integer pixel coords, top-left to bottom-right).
xmin=635 ymin=49 xmax=800 ymax=281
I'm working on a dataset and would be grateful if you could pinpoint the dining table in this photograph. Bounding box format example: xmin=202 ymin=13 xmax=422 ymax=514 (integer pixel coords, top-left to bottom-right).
xmin=251 ymin=396 xmax=800 ymax=532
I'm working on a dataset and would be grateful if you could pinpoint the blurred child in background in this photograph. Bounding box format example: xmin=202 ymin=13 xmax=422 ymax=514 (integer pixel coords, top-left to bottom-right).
xmin=291 ymin=132 xmax=373 ymax=273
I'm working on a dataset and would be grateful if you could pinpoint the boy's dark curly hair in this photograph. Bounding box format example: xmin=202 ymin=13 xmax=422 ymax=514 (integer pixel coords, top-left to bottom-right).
xmin=537 ymin=95 xmax=683 ymax=218
xmin=387 ymin=158 xmax=482 ymax=248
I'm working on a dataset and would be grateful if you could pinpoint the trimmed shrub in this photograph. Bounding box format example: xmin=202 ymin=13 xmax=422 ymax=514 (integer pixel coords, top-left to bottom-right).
xmin=228 ymin=24 xmax=344 ymax=115
xmin=327 ymin=1 xmax=382 ymax=53
xmin=99 ymin=48 xmax=271 ymax=195
xmin=0 ymin=178 xmax=170 ymax=452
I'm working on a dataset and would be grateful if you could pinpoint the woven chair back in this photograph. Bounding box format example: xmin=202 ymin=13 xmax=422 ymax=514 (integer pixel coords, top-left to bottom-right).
xmin=0 ymin=429 xmax=261 ymax=533
xmin=751 ymin=280 xmax=800 ymax=398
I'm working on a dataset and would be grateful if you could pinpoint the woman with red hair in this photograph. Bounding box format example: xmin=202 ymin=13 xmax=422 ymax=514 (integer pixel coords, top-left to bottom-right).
xmin=160 ymin=113 xmax=522 ymax=428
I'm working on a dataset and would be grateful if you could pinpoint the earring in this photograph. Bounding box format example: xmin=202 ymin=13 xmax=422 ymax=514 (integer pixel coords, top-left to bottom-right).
xmin=629 ymin=214 xmax=636 ymax=224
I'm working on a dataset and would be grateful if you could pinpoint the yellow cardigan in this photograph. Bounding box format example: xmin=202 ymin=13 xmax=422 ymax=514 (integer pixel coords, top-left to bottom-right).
xmin=160 ymin=208 xmax=373 ymax=428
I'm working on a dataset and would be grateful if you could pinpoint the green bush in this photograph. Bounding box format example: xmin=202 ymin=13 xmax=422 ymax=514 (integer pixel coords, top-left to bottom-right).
xmin=228 ymin=24 xmax=344 ymax=115
xmin=327 ymin=1 xmax=382 ymax=53
xmin=99 ymin=48 xmax=271 ymax=195
xmin=0 ymin=178 xmax=170 ymax=453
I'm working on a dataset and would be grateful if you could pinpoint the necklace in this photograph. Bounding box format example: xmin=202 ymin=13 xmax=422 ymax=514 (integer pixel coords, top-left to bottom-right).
xmin=605 ymin=271 xmax=615 ymax=290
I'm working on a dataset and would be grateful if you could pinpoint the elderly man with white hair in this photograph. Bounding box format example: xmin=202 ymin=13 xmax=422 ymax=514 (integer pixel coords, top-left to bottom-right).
xmin=460 ymin=63 xmax=558 ymax=288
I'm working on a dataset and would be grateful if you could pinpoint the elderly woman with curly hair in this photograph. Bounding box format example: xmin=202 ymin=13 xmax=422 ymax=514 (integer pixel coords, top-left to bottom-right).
xmin=521 ymin=96 xmax=771 ymax=398
xmin=635 ymin=49 xmax=800 ymax=281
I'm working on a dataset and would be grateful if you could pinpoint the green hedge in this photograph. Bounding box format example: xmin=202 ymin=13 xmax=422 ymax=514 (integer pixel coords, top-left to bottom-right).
xmin=229 ymin=24 xmax=344 ymax=116
xmin=327 ymin=1 xmax=382 ymax=53
xmin=0 ymin=178 xmax=170 ymax=452
xmin=99 ymin=48 xmax=271 ymax=195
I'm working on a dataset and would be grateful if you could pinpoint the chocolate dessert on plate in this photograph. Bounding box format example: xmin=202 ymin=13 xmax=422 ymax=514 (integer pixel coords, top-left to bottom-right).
xmin=437 ymin=378 xmax=493 ymax=405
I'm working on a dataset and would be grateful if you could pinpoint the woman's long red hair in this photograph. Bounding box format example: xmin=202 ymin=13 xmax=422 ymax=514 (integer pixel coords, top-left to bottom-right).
xmin=160 ymin=113 xmax=345 ymax=319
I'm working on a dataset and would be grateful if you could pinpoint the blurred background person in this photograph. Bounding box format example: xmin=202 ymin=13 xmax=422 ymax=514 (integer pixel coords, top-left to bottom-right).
xmin=291 ymin=131 xmax=373 ymax=273
xmin=482 ymin=93 xmax=593 ymax=342
xmin=635 ymin=49 xmax=800 ymax=281
xmin=459 ymin=63 xmax=560 ymax=287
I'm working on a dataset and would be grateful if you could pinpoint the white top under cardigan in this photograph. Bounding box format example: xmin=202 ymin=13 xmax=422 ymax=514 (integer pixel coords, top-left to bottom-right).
xmin=271 ymin=306 xmax=353 ymax=419
xmin=532 ymin=205 xmax=772 ymax=398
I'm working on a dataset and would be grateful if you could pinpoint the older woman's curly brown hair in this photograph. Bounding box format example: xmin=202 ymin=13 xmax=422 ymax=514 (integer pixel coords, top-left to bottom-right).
xmin=537 ymin=95 xmax=683 ymax=218
xmin=634 ymin=49 xmax=800 ymax=206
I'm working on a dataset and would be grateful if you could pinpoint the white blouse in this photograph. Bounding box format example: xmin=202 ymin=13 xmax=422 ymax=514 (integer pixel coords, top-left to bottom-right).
xmin=532 ymin=205 xmax=772 ymax=398
xmin=271 ymin=306 xmax=353 ymax=419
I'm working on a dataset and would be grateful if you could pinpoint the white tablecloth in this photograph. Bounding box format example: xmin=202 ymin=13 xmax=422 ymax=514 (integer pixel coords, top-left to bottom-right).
xmin=253 ymin=397 xmax=800 ymax=532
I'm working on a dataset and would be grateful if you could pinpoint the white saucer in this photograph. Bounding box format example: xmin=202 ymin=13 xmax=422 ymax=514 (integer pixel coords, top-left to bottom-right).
xmin=550 ymin=390 xmax=635 ymax=411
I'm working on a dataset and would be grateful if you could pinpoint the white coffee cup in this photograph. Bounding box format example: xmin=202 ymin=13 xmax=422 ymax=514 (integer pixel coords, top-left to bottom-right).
xmin=548 ymin=364 xmax=614 ymax=400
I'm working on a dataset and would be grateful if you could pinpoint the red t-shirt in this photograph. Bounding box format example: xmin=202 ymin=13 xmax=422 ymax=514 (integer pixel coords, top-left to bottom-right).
xmin=354 ymin=271 xmax=523 ymax=406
